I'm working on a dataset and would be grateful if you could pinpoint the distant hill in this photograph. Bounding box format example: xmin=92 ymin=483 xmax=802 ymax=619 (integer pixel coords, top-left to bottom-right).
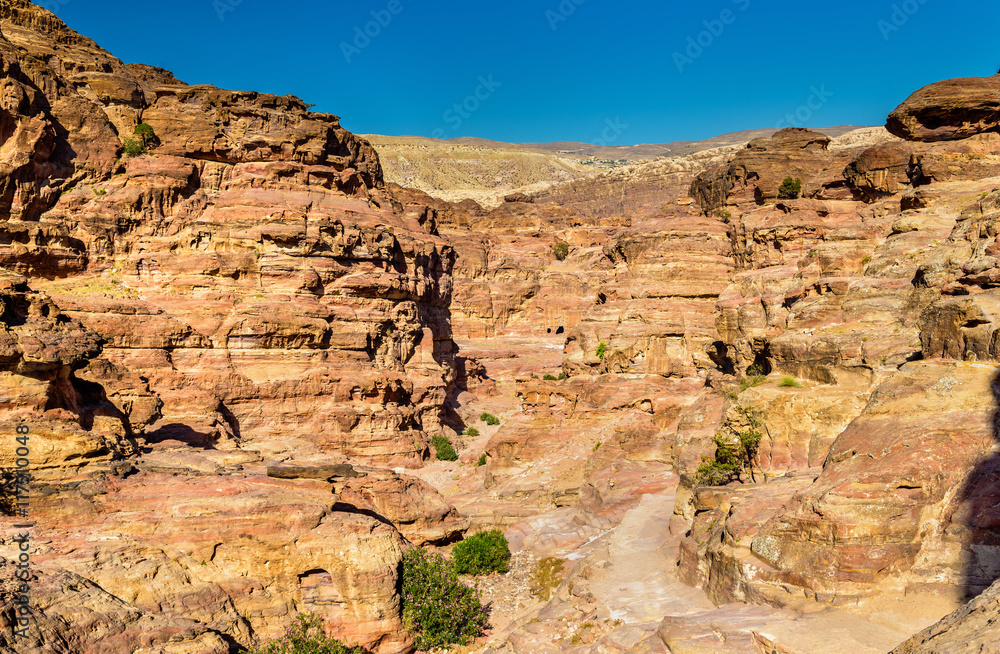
xmin=364 ymin=126 xmax=870 ymax=207
xmin=519 ymin=125 xmax=866 ymax=160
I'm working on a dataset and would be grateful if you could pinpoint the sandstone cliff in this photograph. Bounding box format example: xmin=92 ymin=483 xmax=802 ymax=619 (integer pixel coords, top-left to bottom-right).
xmin=2 ymin=1 xmax=1000 ymax=651
xmin=0 ymin=1 xmax=465 ymax=652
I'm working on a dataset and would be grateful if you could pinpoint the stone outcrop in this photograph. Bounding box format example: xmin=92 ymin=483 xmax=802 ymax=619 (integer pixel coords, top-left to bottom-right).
xmin=4 ymin=4 xmax=1000 ymax=650
xmin=887 ymin=75 xmax=1000 ymax=142
xmin=843 ymin=134 xmax=1000 ymax=201
xmin=690 ymin=128 xmax=861 ymax=213
xmin=10 ymin=452 xmax=412 ymax=654
xmin=0 ymin=2 xmax=465 ymax=652
xmin=891 ymin=578 xmax=1000 ymax=653
xmin=564 ymin=209 xmax=734 ymax=378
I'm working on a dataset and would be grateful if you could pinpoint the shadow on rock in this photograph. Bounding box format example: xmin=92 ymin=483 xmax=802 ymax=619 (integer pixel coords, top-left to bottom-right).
xmin=955 ymin=368 xmax=1000 ymax=600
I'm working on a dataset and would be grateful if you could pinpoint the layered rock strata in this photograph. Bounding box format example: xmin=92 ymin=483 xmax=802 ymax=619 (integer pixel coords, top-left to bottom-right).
xmin=0 ymin=2 xmax=464 ymax=652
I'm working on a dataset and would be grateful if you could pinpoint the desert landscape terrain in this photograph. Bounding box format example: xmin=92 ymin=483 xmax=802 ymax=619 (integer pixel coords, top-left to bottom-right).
xmin=1 ymin=1 xmax=1000 ymax=653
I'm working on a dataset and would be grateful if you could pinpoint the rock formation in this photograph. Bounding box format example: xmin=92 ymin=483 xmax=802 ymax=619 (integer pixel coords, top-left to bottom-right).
xmin=887 ymin=75 xmax=1000 ymax=142
xmin=891 ymin=578 xmax=1000 ymax=653
xmin=0 ymin=1 xmax=464 ymax=652
xmin=1 ymin=1 xmax=1000 ymax=651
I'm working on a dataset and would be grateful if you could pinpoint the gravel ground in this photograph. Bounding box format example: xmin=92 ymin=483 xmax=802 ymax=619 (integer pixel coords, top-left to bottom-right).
xmin=475 ymin=550 xmax=538 ymax=632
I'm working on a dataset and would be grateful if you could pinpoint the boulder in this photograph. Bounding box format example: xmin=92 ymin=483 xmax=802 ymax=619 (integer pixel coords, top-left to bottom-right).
xmin=887 ymin=75 xmax=1000 ymax=142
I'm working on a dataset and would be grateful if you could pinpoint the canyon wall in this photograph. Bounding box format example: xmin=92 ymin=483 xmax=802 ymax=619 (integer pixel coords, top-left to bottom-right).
xmin=0 ymin=2 xmax=465 ymax=652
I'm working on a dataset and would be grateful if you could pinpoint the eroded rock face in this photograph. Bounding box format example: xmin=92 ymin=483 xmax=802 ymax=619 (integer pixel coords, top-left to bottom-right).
xmin=747 ymin=363 xmax=1000 ymax=601
xmin=565 ymin=209 xmax=734 ymax=378
xmin=887 ymin=75 xmax=1000 ymax=142
xmin=0 ymin=562 xmax=231 ymax=654
xmin=891 ymin=578 xmax=1000 ymax=653
xmin=843 ymin=134 xmax=1000 ymax=201
xmin=0 ymin=3 xmax=462 ymax=652
xmin=690 ymin=128 xmax=858 ymax=213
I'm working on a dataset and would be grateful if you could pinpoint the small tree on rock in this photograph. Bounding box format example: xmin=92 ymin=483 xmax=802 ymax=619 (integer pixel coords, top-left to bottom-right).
xmin=778 ymin=177 xmax=802 ymax=199
xmin=133 ymin=123 xmax=159 ymax=148
xmin=122 ymin=123 xmax=159 ymax=158
xmin=694 ymin=404 xmax=766 ymax=486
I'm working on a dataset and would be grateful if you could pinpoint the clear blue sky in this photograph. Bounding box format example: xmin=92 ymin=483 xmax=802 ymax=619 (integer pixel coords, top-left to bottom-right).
xmin=54 ymin=0 xmax=1000 ymax=145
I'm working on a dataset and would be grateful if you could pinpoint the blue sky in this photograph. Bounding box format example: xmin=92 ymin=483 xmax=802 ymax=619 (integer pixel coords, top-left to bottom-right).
xmin=54 ymin=0 xmax=1000 ymax=144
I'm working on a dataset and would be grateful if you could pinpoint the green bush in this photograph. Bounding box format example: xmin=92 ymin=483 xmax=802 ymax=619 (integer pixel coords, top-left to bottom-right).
xmin=554 ymin=242 xmax=570 ymax=261
xmin=451 ymin=529 xmax=511 ymax=576
xmin=543 ymin=374 xmax=558 ymax=381
xmin=779 ymin=376 xmax=802 ymax=388
xmin=694 ymin=452 xmax=741 ymax=487
xmin=463 ymin=426 xmax=479 ymax=438
xmin=739 ymin=365 xmax=767 ymax=391
xmin=247 ymin=613 xmax=368 ymax=654
xmin=480 ymin=413 xmax=500 ymax=426
xmin=558 ymin=372 xmax=567 ymax=380
xmin=121 ymin=137 xmax=146 ymax=157
xmin=476 ymin=453 xmax=487 ymax=466
xmin=778 ymin=177 xmax=802 ymax=199
xmin=133 ymin=122 xmax=159 ymax=148
xmin=596 ymin=341 xmax=607 ymax=361
xmin=694 ymin=405 xmax=765 ymax=486
xmin=431 ymin=434 xmax=458 ymax=461
xmin=401 ymin=548 xmax=489 ymax=650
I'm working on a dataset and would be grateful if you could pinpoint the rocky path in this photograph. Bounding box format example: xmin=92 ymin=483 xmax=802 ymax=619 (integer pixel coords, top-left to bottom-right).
xmin=585 ymin=489 xmax=715 ymax=624
xmin=417 ymin=337 xmax=948 ymax=654
xmin=437 ymin=458 xmax=935 ymax=654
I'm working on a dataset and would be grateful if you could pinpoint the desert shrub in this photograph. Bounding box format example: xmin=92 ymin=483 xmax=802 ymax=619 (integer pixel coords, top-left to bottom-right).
xmin=532 ymin=557 xmax=565 ymax=601
xmin=121 ymin=137 xmax=146 ymax=157
xmin=779 ymin=376 xmax=802 ymax=388
xmin=543 ymin=374 xmax=558 ymax=381
xmin=554 ymin=242 xmax=570 ymax=261
xmin=476 ymin=453 xmax=487 ymax=466
xmin=558 ymin=372 xmax=567 ymax=380
xmin=133 ymin=122 xmax=159 ymax=148
xmin=739 ymin=365 xmax=767 ymax=391
xmin=480 ymin=413 xmax=500 ymax=426
xmin=247 ymin=613 xmax=368 ymax=654
xmin=695 ymin=404 xmax=765 ymax=486
xmin=451 ymin=529 xmax=511 ymax=576
xmin=694 ymin=433 xmax=742 ymax=486
xmin=401 ymin=548 xmax=489 ymax=649
xmin=778 ymin=177 xmax=802 ymax=199
xmin=431 ymin=434 xmax=458 ymax=461
xmin=596 ymin=341 xmax=607 ymax=361
xmin=463 ymin=426 xmax=479 ymax=438
xmin=593 ymin=442 xmax=602 ymax=451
